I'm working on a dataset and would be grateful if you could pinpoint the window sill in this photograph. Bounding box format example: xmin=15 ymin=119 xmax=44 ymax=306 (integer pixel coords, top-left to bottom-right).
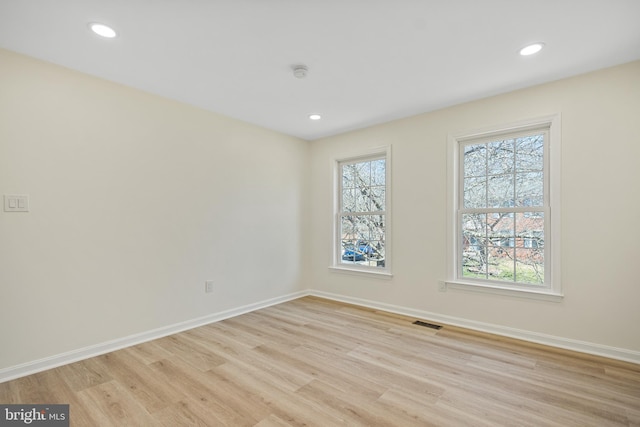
xmin=445 ymin=280 xmax=563 ymax=302
xmin=329 ymin=266 xmax=393 ymax=279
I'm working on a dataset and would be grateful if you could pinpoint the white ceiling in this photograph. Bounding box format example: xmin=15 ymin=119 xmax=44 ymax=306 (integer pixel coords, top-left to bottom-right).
xmin=1 ymin=1 xmax=639 ymax=141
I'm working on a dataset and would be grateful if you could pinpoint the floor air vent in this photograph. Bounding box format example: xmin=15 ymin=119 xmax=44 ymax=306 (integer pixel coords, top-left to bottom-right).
xmin=413 ymin=320 xmax=442 ymax=330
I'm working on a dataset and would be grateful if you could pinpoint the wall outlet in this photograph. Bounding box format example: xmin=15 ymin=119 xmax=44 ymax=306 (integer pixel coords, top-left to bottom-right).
xmin=205 ymin=280 xmax=214 ymax=293
xmin=438 ymin=281 xmax=447 ymax=292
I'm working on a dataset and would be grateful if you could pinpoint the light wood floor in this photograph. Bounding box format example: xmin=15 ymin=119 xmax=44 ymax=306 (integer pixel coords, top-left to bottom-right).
xmin=1 ymin=296 xmax=639 ymax=426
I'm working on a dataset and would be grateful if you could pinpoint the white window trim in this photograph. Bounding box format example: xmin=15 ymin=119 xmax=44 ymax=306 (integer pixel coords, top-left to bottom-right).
xmin=330 ymin=145 xmax=392 ymax=277
xmin=446 ymin=115 xmax=562 ymax=299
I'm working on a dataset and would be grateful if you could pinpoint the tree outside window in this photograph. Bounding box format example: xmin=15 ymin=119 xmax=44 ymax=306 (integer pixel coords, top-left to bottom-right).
xmin=460 ymin=132 xmax=547 ymax=286
xmin=336 ymin=151 xmax=389 ymax=272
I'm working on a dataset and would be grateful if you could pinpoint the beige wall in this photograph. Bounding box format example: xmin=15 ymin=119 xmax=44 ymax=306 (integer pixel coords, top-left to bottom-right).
xmin=2 ymin=46 xmax=639 ymax=372
xmin=0 ymin=49 xmax=309 ymax=370
xmin=308 ymin=60 xmax=640 ymax=354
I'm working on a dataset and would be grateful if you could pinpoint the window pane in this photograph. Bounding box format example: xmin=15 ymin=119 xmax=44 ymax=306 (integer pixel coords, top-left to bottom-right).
xmin=455 ymin=123 xmax=553 ymax=290
xmin=462 ymin=212 xmax=487 ymax=279
xmin=516 ymin=135 xmax=544 ymax=172
xmin=487 ymin=139 xmax=514 ymax=175
xmin=487 ymin=246 xmax=514 ymax=282
xmin=341 ymin=239 xmax=355 ymax=262
xmin=463 ymin=246 xmax=487 ymax=279
xmin=476 ymin=211 xmax=519 ymax=283
xmin=464 ymin=176 xmax=486 ymax=208
xmin=518 ymin=212 xmax=544 ymax=249
xmin=342 ymin=159 xmax=387 ymax=213
xmin=367 ymin=214 xmax=385 ymax=265
xmin=462 ymin=213 xmax=487 ymax=239
xmin=371 ymin=159 xmax=385 ymax=186
xmin=342 ymin=164 xmax=356 ymax=189
xmin=356 ymin=162 xmax=371 ymax=186
xmin=342 ymin=188 xmax=356 ymax=212
xmin=488 ymin=212 xmax=515 ymax=281
xmin=340 ymin=216 xmax=355 ymax=239
xmin=369 ymin=215 xmax=385 ymax=242
xmin=370 ymin=186 xmax=385 ymax=211
xmin=488 ymin=214 xmax=514 ymax=241
xmin=355 ymin=190 xmax=371 ymax=212
xmin=516 ymin=172 xmax=543 ymax=207
xmin=353 ymin=216 xmax=371 ymax=241
xmin=487 ymin=174 xmax=514 ymax=208
xmin=464 ymin=144 xmax=486 ymax=177
xmin=515 ymin=248 xmax=544 ymax=284
xmin=460 ymin=210 xmax=545 ymax=286
xmin=338 ymin=154 xmax=387 ymax=270
xmin=340 ymin=214 xmax=385 ymax=266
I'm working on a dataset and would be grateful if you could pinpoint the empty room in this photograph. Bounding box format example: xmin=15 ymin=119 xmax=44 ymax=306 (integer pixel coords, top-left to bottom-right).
xmin=1 ymin=1 xmax=639 ymax=426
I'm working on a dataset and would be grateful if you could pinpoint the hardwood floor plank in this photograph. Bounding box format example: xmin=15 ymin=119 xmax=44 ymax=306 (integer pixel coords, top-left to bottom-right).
xmin=294 ymin=379 xmax=392 ymax=426
xmin=253 ymin=413 xmax=300 ymax=427
xmin=200 ymin=367 xmax=273 ymax=422
xmin=153 ymin=334 xmax=227 ymax=372
xmin=626 ymin=407 xmax=640 ymax=426
xmin=95 ymin=349 xmax=185 ymax=413
xmin=75 ymin=380 xmax=156 ymax=426
xmin=152 ymin=399 xmax=225 ymax=427
xmin=54 ymin=357 xmax=113 ymax=393
xmin=182 ymin=326 xmax=254 ymax=360
xmin=149 ymin=356 xmax=267 ymax=426
xmin=0 ymin=372 xmax=52 ymax=403
xmin=0 ymin=368 xmax=97 ymax=426
xmin=213 ymin=358 xmax=346 ymax=426
xmin=124 ymin=339 xmax=176 ymax=365
xmin=436 ymin=378 xmax=609 ymax=427
xmin=290 ymin=345 xmax=390 ymax=399
xmin=376 ymin=386 xmax=497 ymax=427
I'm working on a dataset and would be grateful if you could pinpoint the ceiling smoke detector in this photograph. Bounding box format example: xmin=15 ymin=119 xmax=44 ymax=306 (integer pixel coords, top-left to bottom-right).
xmin=292 ymin=65 xmax=308 ymax=79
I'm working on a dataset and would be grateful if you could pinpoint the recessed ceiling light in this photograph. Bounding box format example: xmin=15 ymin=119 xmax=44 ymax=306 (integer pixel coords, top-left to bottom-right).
xmin=89 ymin=23 xmax=117 ymax=38
xmin=519 ymin=42 xmax=545 ymax=56
xmin=309 ymin=114 xmax=322 ymax=120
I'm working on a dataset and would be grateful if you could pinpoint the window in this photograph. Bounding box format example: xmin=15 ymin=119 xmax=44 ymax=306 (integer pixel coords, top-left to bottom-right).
xmin=448 ymin=116 xmax=561 ymax=298
xmin=333 ymin=147 xmax=391 ymax=275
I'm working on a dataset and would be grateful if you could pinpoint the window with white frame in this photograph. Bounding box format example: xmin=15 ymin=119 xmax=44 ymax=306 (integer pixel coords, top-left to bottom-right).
xmin=334 ymin=148 xmax=390 ymax=274
xmin=448 ymin=116 xmax=561 ymax=297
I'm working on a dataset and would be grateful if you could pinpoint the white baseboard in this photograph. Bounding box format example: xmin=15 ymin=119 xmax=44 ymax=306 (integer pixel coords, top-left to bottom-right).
xmin=309 ymin=290 xmax=640 ymax=365
xmin=0 ymin=291 xmax=307 ymax=384
xmin=2 ymin=288 xmax=637 ymax=383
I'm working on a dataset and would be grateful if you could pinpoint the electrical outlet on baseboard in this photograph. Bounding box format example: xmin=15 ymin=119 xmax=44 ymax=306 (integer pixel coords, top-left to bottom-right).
xmin=205 ymin=280 xmax=214 ymax=293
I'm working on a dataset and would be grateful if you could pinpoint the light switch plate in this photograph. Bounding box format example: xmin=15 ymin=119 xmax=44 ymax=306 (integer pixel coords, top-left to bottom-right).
xmin=205 ymin=281 xmax=214 ymax=293
xmin=4 ymin=195 xmax=29 ymax=212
